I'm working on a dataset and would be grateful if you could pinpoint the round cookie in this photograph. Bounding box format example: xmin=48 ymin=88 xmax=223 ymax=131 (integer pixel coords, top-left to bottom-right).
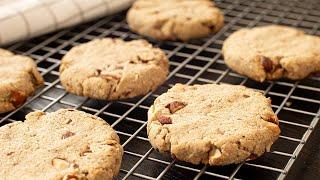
xmin=0 ymin=109 xmax=123 ymax=179
xmin=147 ymin=83 xmax=280 ymax=165
xmin=127 ymin=0 xmax=224 ymax=41
xmin=0 ymin=49 xmax=44 ymax=113
xmin=222 ymin=25 xmax=320 ymax=82
xmin=60 ymin=38 xmax=169 ymax=100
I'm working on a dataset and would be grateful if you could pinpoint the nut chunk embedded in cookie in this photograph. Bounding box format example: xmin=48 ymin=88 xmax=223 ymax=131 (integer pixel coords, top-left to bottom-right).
xmin=0 ymin=109 xmax=123 ymax=179
xmin=147 ymin=83 xmax=280 ymax=166
xmin=165 ymin=101 xmax=187 ymax=113
xmin=157 ymin=115 xmax=172 ymax=125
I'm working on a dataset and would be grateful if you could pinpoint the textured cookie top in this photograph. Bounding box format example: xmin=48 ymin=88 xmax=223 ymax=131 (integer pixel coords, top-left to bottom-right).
xmin=0 ymin=109 xmax=123 ymax=180
xmin=0 ymin=48 xmax=43 ymax=113
xmin=60 ymin=38 xmax=169 ymax=100
xmin=147 ymin=84 xmax=280 ymax=165
xmin=127 ymin=0 xmax=224 ymax=41
xmin=222 ymin=25 xmax=320 ymax=81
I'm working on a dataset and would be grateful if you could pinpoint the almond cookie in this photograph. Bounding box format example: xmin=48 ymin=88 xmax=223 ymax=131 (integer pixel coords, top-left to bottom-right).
xmin=147 ymin=83 xmax=280 ymax=166
xmin=60 ymin=38 xmax=169 ymax=100
xmin=0 ymin=109 xmax=123 ymax=179
xmin=0 ymin=49 xmax=44 ymax=113
xmin=222 ymin=25 xmax=320 ymax=82
xmin=127 ymin=0 xmax=224 ymax=41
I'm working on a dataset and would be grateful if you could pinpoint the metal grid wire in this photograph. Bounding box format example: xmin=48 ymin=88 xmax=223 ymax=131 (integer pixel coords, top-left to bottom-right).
xmin=1 ymin=0 xmax=320 ymax=179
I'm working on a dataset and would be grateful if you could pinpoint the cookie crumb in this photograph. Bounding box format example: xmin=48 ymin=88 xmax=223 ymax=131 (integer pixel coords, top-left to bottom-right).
xmin=285 ymin=101 xmax=292 ymax=107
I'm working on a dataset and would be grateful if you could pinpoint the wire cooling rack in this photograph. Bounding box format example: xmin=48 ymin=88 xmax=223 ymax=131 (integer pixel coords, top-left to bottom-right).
xmin=1 ymin=0 xmax=320 ymax=179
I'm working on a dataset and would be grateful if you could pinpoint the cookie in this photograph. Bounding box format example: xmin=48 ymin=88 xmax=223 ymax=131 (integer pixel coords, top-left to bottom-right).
xmin=0 ymin=109 xmax=123 ymax=179
xmin=0 ymin=49 xmax=44 ymax=113
xmin=147 ymin=83 xmax=280 ymax=165
xmin=222 ymin=25 xmax=320 ymax=82
xmin=127 ymin=0 xmax=224 ymax=41
xmin=60 ymin=38 xmax=169 ymax=100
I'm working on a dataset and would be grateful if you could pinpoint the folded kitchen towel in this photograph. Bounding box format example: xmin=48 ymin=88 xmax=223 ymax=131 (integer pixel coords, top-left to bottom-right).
xmin=0 ymin=0 xmax=135 ymax=46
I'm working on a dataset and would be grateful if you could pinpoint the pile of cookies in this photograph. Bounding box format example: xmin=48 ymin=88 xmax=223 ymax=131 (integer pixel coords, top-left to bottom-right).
xmin=1 ymin=0 xmax=319 ymax=179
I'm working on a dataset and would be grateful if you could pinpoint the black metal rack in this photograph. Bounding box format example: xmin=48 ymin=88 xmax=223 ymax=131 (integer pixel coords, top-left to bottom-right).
xmin=1 ymin=0 xmax=320 ymax=179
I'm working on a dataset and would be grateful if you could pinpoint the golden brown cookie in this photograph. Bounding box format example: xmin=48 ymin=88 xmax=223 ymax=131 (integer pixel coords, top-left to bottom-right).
xmin=0 ymin=109 xmax=123 ymax=179
xmin=147 ymin=83 xmax=280 ymax=165
xmin=222 ymin=25 xmax=320 ymax=82
xmin=127 ymin=0 xmax=224 ymax=41
xmin=0 ymin=49 xmax=43 ymax=113
xmin=60 ymin=38 xmax=169 ymax=100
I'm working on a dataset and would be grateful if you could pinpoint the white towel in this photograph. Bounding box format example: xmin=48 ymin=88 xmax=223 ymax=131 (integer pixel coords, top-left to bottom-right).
xmin=0 ymin=0 xmax=135 ymax=46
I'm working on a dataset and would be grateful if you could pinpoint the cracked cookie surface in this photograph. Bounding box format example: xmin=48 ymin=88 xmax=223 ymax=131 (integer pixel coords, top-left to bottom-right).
xmin=59 ymin=38 xmax=169 ymax=100
xmin=127 ymin=0 xmax=224 ymax=41
xmin=147 ymin=83 xmax=280 ymax=165
xmin=222 ymin=25 xmax=320 ymax=82
xmin=0 ymin=49 xmax=43 ymax=113
xmin=0 ymin=109 xmax=123 ymax=180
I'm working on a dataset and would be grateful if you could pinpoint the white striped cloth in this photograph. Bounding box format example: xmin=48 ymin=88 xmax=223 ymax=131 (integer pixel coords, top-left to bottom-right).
xmin=0 ymin=0 xmax=135 ymax=46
